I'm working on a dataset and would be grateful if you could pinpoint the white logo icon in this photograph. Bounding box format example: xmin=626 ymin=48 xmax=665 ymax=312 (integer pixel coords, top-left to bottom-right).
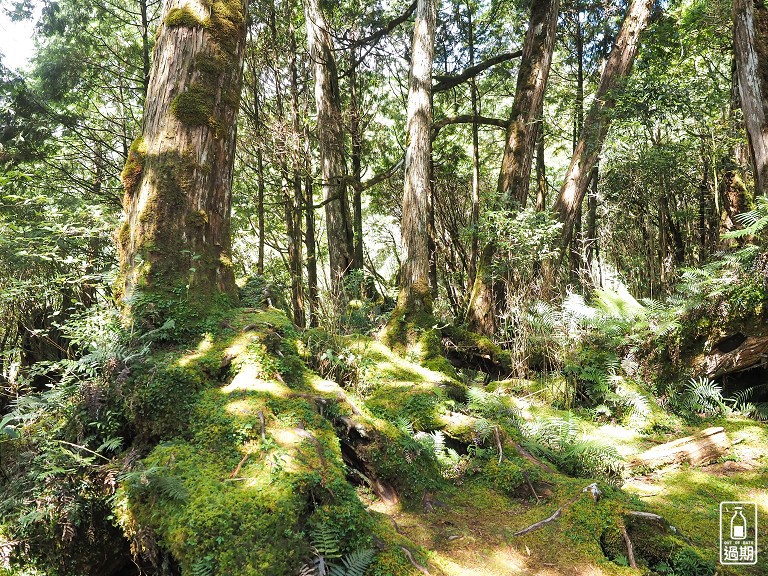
xmin=720 ymin=502 xmax=758 ymax=565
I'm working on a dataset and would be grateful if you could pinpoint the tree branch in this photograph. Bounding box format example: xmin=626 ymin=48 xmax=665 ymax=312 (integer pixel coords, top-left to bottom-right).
xmin=432 ymin=115 xmax=508 ymax=138
xmin=433 ymin=50 xmax=523 ymax=93
xmin=351 ymin=1 xmax=418 ymax=48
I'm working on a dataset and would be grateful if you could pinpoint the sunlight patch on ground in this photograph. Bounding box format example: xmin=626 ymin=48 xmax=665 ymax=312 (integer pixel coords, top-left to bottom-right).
xmin=177 ymin=333 xmax=214 ymax=366
xmin=222 ymin=364 xmax=289 ymax=396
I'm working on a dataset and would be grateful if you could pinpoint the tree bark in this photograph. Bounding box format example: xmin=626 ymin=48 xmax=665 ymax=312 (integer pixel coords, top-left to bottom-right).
xmin=304 ymin=0 xmax=354 ymax=290
xmin=465 ymin=0 xmax=560 ymax=335
xmin=304 ymin=124 xmax=319 ymax=327
xmin=350 ymin=38 xmax=365 ymax=273
xmin=118 ymin=0 xmax=247 ymax=320
xmin=554 ymin=0 xmax=654 ymax=262
xmin=289 ymin=24 xmax=305 ymax=327
xmin=397 ymin=0 xmax=437 ymax=315
xmin=733 ymin=0 xmax=768 ymax=196
xmin=467 ymin=1 xmax=481 ymax=287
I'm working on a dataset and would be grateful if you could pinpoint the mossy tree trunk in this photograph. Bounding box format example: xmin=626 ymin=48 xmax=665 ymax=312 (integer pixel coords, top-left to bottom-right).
xmin=398 ymin=0 xmax=437 ymax=317
xmin=119 ymin=0 xmax=247 ymax=321
xmin=553 ymin=0 xmax=654 ymax=264
xmin=465 ymin=0 xmax=559 ymax=336
xmin=304 ymin=0 xmax=355 ymax=291
xmin=733 ymin=0 xmax=768 ymax=197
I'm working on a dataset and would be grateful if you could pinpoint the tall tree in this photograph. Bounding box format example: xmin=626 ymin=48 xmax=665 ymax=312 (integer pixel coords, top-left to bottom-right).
xmin=118 ymin=0 xmax=248 ymax=321
xmin=397 ymin=0 xmax=437 ymax=315
xmin=553 ymin=0 xmax=655 ymax=259
xmin=304 ymin=0 xmax=355 ymax=290
xmin=465 ymin=0 xmax=560 ymax=335
xmin=733 ymin=0 xmax=768 ymax=196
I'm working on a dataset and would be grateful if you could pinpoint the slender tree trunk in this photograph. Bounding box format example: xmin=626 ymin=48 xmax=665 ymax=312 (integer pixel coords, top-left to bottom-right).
xmin=289 ymin=24 xmax=305 ymax=327
xmin=466 ymin=0 xmax=559 ymax=335
xmin=304 ymin=124 xmax=319 ymax=327
xmin=350 ymin=39 xmax=365 ymax=273
xmin=139 ymin=0 xmax=150 ymax=98
xmin=554 ymin=0 xmax=654 ymax=261
xmin=467 ymin=1 xmax=481 ymax=286
xmin=253 ymin=70 xmax=266 ymax=276
xmin=585 ymin=166 xmax=598 ymax=271
xmin=536 ymin=117 xmax=547 ymax=211
xmin=733 ymin=0 xmax=768 ymax=196
xmin=397 ymin=0 xmax=437 ymax=315
xmin=304 ymin=0 xmax=354 ymax=290
xmin=118 ymin=0 xmax=247 ymax=321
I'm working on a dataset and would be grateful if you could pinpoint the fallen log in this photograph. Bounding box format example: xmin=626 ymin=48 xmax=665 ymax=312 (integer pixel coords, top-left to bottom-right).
xmin=630 ymin=426 xmax=729 ymax=469
xmin=697 ymin=334 xmax=768 ymax=378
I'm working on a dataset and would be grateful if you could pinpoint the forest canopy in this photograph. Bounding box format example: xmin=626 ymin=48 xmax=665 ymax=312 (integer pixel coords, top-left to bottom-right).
xmin=1 ymin=0 xmax=767 ymax=575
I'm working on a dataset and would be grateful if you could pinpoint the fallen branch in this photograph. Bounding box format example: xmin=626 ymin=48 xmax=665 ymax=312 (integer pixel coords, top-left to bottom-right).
xmin=514 ymin=483 xmax=600 ymax=536
xmin=229 ymin=453 xmax=249 ymax=479
xmin=523 ymin=471 xmax=541 ymax=504
xmin=494 ymin=426 xmax=504 ymax=464
xmin=400 ymin=546 xmax=431 ymax=575
xmin=620 ymin=523 xmax=638 ymax=568
xmin=513 ymin=507 xmax=562 ymax=536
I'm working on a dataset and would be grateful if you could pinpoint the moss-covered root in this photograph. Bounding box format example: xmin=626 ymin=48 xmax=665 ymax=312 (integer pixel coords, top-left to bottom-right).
xmin=381 ymin=308 xmax=461 ymax=380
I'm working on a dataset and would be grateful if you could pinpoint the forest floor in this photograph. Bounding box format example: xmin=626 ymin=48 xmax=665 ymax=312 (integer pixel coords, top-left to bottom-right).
xmin=350 ymin=338 xmax=768 ymax=576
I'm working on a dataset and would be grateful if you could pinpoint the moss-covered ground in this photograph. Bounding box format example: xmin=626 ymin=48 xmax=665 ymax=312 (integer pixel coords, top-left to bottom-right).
xmin=2 ymin=307 xmax=765 ymax=575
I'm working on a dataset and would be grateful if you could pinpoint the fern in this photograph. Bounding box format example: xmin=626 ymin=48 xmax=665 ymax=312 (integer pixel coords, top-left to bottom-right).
xmin=191 ymin=555 xmax=215 ymax=576
xmin=119 ymin=466 xmax=188 ymax=502
xmin=472 ymin=418 xmax=494 ymax=444
xmin=329 ymin=549 xmax=377 ymax=576
xmin=722 ymin=196 xmax=768 ymax=238
xmin=731 ymin=384 xmax=768 ymax=421
xmin=679 ymin=377 xmax=726 ymax=417
xmin=311 ymin=524 xmax=342 ymax=560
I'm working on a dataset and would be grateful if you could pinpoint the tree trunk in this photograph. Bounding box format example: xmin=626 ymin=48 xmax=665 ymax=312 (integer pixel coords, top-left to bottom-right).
xmin=467 ymin=1 xmax=481 ymax=287
xmin=304 ymin=124 xmax=319 ymax=327
xmin=350 ymin=40 xmax=365 ymax=273
xmin=397 ymin=0 xmax=437 ymax=315
xmin=139 ymin=0 xmax=150 ymax=97
xmin=252 ymin=67 xmax=266 ymax=277
xmin=304 ymin=0 xmax=354 ymax=290
xmin=733 ymin=0 xmax=768 ymax=196
xmin=118 ymin=0 xmax=247 ymax=323
xmin=466 ymin=0 xmax=559 ymax=335
xmin=585 ymin=166 xmax=598 ymax=271
xmin=289 ymin=24 xmax=305 ymax=327
xmin=536 ymin=118 xmax=547 ymax=211
xmin=554 ymin=0 xmax=654 ymax=261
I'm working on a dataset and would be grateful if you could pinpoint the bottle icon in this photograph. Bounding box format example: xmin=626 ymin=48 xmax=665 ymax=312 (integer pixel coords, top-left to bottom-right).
xmin=731 ymin=506 xmax=748 ymax=540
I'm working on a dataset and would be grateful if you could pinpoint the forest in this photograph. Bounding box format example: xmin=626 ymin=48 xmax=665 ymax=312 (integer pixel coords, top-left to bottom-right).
xmin=1 ymin=0 xmax=767 ymax=574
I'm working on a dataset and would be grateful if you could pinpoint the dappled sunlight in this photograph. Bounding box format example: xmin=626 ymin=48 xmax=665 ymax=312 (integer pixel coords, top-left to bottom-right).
xmin=177 ymin=333 xmax=214 ymax=367
xmin=350 ymin=336 xmax=446 ymax=383
xmin=221 ymin=363 xmax=289 ymax=396
xmin=224 ymin=398 xmax=264 ymax=417
xmin=306 ymin=371 xmax=341 ymax=394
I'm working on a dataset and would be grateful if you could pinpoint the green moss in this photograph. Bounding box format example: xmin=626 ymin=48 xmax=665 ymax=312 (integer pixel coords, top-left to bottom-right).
xmin=367 ymin=386 xmax=446 ymax=431
xmin=164 ymin=6 xmax=205 ymax=28
xmin=120 ymin=136 xmax=146 ymax=199
xmin=186 ymin=209 xmax=209 ymax=228
xmin=117 ymin=310 xmax=390 ymax=574
xmin=171 ymin=85 xmax=215 ymax=127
